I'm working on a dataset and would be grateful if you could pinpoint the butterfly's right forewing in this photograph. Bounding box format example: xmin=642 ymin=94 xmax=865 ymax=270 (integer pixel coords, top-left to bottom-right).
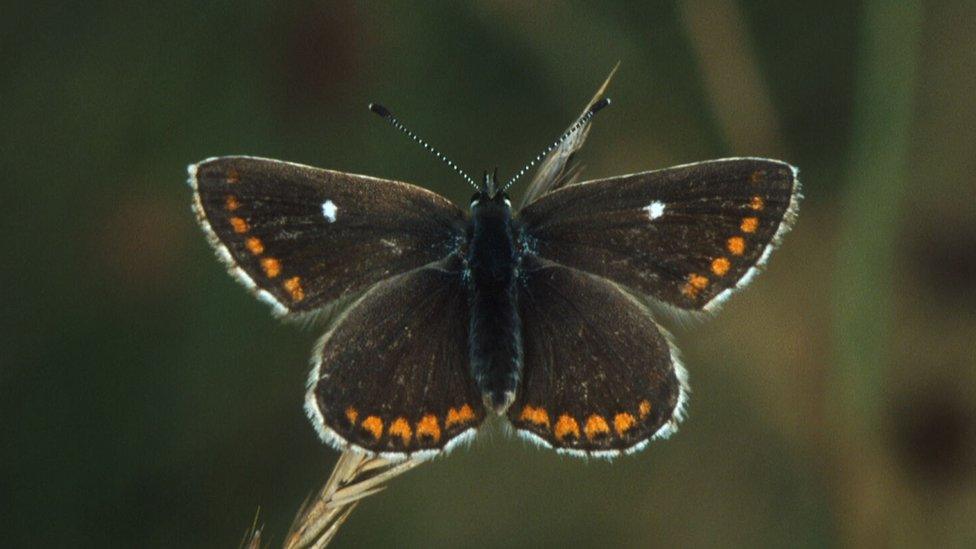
xmin=518 ymin=158 xmax=798 ymax=311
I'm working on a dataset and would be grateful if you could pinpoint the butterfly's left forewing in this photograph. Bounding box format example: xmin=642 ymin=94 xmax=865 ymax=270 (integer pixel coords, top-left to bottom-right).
xmin=518 ymin=158 xmax=799 ymax=311
xmin=190 ymin=156 xmax=466 ymax=317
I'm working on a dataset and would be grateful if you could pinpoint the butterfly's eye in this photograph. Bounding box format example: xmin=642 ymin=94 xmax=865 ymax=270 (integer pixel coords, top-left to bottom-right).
xmin=470 ymin=192 xmax=482 ymax=207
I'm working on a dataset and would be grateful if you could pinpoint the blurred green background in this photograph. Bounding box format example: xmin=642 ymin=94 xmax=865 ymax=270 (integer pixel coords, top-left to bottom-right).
xmin=4 ymin=1 xmax=975 ymax=547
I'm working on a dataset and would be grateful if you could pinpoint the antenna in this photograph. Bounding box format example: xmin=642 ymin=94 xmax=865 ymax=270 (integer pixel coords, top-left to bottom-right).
xmin=500 ymin=98 xmax=611 ymax=193
xmin=369 ymin=103 xmax=480 ymax=191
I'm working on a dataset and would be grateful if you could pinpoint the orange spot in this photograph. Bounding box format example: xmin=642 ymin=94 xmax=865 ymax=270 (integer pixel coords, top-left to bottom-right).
xmin=554 ymin=414 xmax=580 ymax=441
xmin=750 ymin=195 xmax=765 ymax=210
xmin=345 ymin=406 xmax=358 ymax=425
xmin=226 ymin=166 xmax=240 ymax=184
xmin=229 ymin=217 xmax=248 ymax=234
xmin=519 ymin=405 xmax=550 ymax=428
xmin=361 ymin=416 xmax=383 ymax=440
xmin=584 ymin=414 xmax=611 ymax=440
xmin=389 ymin=417 xmax=412 ymax=444
xmin=245 ymin=237 xmax=264 ymax=255
xmin=261 ymin=257 xmax=281 ymax=278
xmin=638 ymin=400 xmax=652 ymax=419
xmin=711 ymin=257 xmax=731 ymax=276
xmin=225 ymin=195 xmax=240 ymax=211
xmin=727 ymin=236 xmax=746 ymax=256
xmin=446 ymin=404 xmax=476 ymax=428
xmin=614 ymin=413 xmax=636 ymax=435
xmin=749 ymin=170 xmax=763 ymax=184
xmin=741 ymin=217 xmax=759 ymax=233
xmin=416 ymin=414 xmax=441 ymax=442
xmin=284 ymin=276 xmax=305 ymax=301
xmin=681 ymin=273 xmax=709 ymax=298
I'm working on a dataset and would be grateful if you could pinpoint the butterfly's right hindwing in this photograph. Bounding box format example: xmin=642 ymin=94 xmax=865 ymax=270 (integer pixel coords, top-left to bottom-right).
xmin=189 ymin=156 xmax=466 ymax=316
xmin=306 ymin=257 xmax=486 ymax=458
xmin=508 ymin=256 xmax=687 ymax=457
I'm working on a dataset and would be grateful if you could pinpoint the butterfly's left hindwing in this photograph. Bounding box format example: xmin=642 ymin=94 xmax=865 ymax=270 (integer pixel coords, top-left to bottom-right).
xmin=518 ymin=158 xmax=799 ymax=311
xmin=189 ymin=156 xmax=466 ymax=316
xmin=306 ymin=257 xmax=485 ymax=459
xmin=508 ymin=256 xmax=687 ymax=457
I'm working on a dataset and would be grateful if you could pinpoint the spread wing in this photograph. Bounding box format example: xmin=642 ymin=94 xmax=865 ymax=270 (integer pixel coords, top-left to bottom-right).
xmin=508 ymin=256 xmax=688 ymax=457
xmin=305 ymin=257 xmax=485 ymax=459
xmin=189 ymin=156 xmax=466 ymax=316
xmin=517 ymin=158 xmax=799 ymax=311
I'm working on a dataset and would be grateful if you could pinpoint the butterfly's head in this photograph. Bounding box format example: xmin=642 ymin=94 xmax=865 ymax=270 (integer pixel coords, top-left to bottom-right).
xmin=470 ymin=168 xmax=511 ymax=210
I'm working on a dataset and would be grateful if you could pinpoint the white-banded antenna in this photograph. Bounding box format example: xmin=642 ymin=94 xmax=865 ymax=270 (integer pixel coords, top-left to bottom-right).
xmin=369 ymin=103 xmax=480 ymax=191
xmin=501 ymin=98 xmax=611 ymax=193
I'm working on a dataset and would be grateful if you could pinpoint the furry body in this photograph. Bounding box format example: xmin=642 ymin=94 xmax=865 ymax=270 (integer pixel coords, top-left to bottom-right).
xmin=466 ymin=193 xmax=522 ymax=413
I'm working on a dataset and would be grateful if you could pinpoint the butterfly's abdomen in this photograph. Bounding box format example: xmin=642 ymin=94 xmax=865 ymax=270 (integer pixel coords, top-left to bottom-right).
xmin=467 ymin=201 xmax=522 ymax=414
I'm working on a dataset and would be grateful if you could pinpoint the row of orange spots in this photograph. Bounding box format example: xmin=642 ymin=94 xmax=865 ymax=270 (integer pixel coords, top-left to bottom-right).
xmin=693 ymin=181 xmax=768 ymax=289
xmin=684 ymin=197 xmax=762 ymax=296
xmin=703 ymin=197 xmax=766 ymax=283
xmin=343 ymin=406 xmax=472 ymax=445
xmin=223 ymin=190 xmax=305 ymax=303
xmin=521 ymin=403 xmax=648 ymax=442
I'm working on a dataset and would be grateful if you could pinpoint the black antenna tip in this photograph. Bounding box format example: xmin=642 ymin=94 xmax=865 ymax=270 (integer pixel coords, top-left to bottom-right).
xmin=590 ymin=98 xmax=611 ymax=114
xmin=369 ymin=103 xmax=391 ymax=118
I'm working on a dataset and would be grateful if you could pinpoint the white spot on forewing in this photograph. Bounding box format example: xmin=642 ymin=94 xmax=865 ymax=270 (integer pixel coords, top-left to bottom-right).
xmin=644 ymin=201 xmax=666 ymax=220
xmin=321 ymin=199 xmax=337 ymax=222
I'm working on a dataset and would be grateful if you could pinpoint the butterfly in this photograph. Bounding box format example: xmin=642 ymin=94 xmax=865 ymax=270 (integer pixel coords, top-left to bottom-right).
xmin=188 ymin=84 xmax=800 ymax=460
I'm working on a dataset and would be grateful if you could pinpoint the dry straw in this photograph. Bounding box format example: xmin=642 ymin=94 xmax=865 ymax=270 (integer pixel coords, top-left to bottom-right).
xmin=240 ymin=450 xmax=426 ymax=549
xmin=283 ymin=451 xmax=426 ymax=548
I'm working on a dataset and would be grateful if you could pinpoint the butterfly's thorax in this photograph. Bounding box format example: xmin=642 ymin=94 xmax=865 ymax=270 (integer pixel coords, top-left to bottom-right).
xmin=466 ymin=197 xmax=523 ymax=413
